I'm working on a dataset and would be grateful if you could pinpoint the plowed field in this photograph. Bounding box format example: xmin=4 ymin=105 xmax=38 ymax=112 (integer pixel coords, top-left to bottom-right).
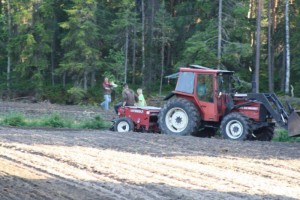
xmin=0 ymin=127 xmax=299 ymax=200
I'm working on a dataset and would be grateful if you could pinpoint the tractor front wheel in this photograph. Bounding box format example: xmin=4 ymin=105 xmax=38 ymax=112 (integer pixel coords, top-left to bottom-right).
xmin=114 ymin=117 xmax=134 ymax=133
xmin=220 ymin=113 xmax=251 ymax=140
xmin=158 ymin=98 xmax=200 ymax=136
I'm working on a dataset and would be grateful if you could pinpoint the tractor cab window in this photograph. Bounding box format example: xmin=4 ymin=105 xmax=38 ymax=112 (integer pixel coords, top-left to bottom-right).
xmin=218 ymin=73 xmax=232 ymax=93
xmin=197 ymin=74 xmax=214 ymax=102
xmin=175 ymin=72 xmax=195 ymax=94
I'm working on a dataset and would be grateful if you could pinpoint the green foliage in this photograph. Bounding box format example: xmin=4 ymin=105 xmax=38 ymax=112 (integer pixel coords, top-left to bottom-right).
xmin=1 ymin=0 xmax=300 ymax=99
xmin=222 ymin=43 xmax=252 ymax=70
xmin=103 ymin=49 xmax=125 ymax=82
xmin=233 ymin=79 xmax=252 ymax=93
xmin=79 ymin=115 xmax=110 ymax=129
xmin=85 ymin=86 xmax=101 ymax=104
xmin=2 ymin=113 xmax=26 ymax=126
xmin=182 ymin=35 xmax=218 ymax=66
xmin=272 ymin=129 xmax=300 ymax=142
xmin=67 ymin=87 xmax=87 ymax=104
xmin=42 ymin=85 xmax=69 ymax=104
xmin=0 ymin=112 xmax=109 ymax=130
xmin=59 ymin=0 xmax=101 ymax=84
xmin=41 ymin=113 xmax=68 ymax=128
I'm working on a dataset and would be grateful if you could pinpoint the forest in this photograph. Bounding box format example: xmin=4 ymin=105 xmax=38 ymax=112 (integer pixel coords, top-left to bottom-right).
xmin=0 ymin=0 xmax=299 ymax=104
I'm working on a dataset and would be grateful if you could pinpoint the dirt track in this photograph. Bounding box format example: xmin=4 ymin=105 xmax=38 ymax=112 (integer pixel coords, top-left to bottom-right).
xmin=0 ymin=126 xmax=299 ymax=200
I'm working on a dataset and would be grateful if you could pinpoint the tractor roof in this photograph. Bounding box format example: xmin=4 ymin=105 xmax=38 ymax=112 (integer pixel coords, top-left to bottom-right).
xmin=164 ymin=65 xmax=233 ymax=79
xmin=181 ymin=64 xmax=233 ymax=74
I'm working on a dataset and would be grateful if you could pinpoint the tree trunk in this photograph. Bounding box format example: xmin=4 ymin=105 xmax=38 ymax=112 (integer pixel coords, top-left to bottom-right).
xmin=51 ymin=14 xmax=57 ymax=86
xmin=285 ymin=0 xmax=290 ymax=95
xmin=91 ymin=71 xmax=96 ymax=87
xmin=147 ymin=0 xmax=155 ymax=84
xmin=141 ymin=0 xmax=146 ymax=87
xmin=217 ymin=0 xmax=222 ymax=69
xmin=267 ymin=0 xmax=274 ymax=93
xmin=273 ymin=0 xmax=278 ymax=31
xmin=131 ymin=5 xmax=137 ymax=85
xmin=159 ymin=6 xmax=165 ymax=96
xmin=124 ymin=26 xmax=129 ymax=83
xmin=281 ymin=49 xmax=286 ymax=92
xmin=7 ymin=0 xmax=12 ymax=91
xmin=254 ymin=0 xmax=262 ymax=93
xmin=84 ymin=71 xmax=88 ymax=91
xmin=159 ymin=38 xmax=165 ymax=96
xmin=63 ymin=72 xmax=66 ymax=88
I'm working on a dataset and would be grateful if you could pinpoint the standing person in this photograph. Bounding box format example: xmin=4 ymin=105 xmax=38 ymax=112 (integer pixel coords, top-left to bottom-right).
xmin=114 ymin=83 xmax=137 ymax=114
xmin=100 ymin=77 xmax=113 ymax=112
xmin=137 ymin=88 xmax=147 ymax=107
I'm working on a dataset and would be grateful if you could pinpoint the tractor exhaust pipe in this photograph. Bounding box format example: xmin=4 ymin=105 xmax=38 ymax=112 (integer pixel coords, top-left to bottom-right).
xmin=288 ymin=110 xmax=300 ymax=137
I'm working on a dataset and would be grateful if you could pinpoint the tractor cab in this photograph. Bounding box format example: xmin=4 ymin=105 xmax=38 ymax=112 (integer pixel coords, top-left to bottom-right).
xmin=173 ymin=65 xmax=234 ymax=123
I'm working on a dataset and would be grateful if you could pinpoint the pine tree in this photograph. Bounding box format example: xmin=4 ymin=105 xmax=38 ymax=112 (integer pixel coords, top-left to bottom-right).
xmin=60 ymin=0 xmax=100 ymax=90
xmin=154 ymin=0 xmax=173 ymax=95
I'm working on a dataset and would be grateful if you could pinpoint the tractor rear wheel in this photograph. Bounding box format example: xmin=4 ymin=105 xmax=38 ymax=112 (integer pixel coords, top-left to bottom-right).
xmin=252 ymin=126 xmax=274 ymax=141
xmin=158 ymin=98 xmax=200 ymax=136
xmin=114 ymin=117 xmax=134 ymax=133
xmin=220 ymin=113 xmax=251 ymax=140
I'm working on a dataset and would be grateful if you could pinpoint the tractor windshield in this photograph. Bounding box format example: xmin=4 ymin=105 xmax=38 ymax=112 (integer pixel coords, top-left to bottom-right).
xmin=218 ymin=73 xmax=233 ymax=93
xmin=175 ymin=72 xmax=195 ymax=94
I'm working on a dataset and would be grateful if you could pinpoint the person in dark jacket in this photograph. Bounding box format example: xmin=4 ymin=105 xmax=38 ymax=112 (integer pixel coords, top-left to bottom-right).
xmin=114 ymin=83 xmax=137 ymax=114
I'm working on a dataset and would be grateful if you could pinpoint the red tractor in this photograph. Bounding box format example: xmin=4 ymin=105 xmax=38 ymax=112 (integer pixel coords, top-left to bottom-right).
xmin=113 ymin=65 xmax=300 ymax=141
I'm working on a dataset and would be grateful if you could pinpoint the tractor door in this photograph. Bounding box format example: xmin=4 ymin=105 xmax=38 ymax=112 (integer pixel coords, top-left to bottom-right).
xmin=195 ymin=74 xmax=218 ymax=121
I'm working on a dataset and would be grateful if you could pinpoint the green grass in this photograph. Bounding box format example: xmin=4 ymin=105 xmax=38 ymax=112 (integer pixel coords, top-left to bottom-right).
xmin=0 ymin=112 xmax=111 ymax=130
xmin=2 ymin=113 xmax=26 ymax=126
xmin=272 ymin=129 xmax=300 ymax=142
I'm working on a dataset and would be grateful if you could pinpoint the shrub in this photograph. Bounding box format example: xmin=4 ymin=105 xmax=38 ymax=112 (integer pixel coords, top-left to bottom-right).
xmin=42 ymin=85 xmax=69 ymax=104
xmin=2 ymin=113 xmax=26 ymax=126
xmin=79 ymin=115 xmax=111 ymax=129
xmin=41 ymin=113 xmax=67 ymax=128
xmin=272 ymin=129 xmax=300 ymax=142
xmin=67 ymin=87 xmax=86 ymax=105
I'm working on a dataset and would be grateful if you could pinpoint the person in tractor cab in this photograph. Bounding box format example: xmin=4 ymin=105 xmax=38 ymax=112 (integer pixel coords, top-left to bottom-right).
xmin=114 ymin=83 xmax=138 ymax=114
xmin=197 ymin=75 xmax=214 ymax=102
xmin=197 ymin=76 xmax=207 ymax=97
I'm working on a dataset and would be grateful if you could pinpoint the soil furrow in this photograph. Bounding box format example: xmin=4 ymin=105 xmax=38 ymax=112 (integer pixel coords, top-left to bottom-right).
xmin=1 ymin=125 xmax=300 ymax=200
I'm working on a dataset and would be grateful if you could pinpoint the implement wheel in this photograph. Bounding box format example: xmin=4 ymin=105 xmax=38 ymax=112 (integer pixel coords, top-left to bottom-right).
xmin=114 ymin=117 xmax=134 ymax=133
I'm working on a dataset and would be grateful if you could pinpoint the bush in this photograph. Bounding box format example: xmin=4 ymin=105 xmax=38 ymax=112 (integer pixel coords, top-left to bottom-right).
xmin=41 ymin=113 xmax=68 ymax=128
xmin=42 ymin=85 xmax=69 ymax=104
xmin=67 ymin=87 xmax=87 ymax=105
xmin=86 ymin=87 xmax=102 ymax=105
xmin=2 ymin=113 xmax=26 ymax=126
xmin=272 ymin=129 xmax=300 ymax=142
xmin=79 ymin=115 xmax=111 ymax=129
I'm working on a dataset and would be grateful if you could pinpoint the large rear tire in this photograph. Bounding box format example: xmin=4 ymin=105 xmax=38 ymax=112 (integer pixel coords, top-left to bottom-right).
xmin=252 ymin=126 xmax=274 ymax=141
xmin=114 ymin=117 xmax=134 ymax=133
xmin=220 ymin=112 xmax=251 ymax=141
xmin=158 ymin=98 xmax=200 ymax=136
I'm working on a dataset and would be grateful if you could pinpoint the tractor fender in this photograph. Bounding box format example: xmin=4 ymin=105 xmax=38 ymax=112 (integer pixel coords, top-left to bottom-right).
xmin=163 ymin=92 xmax=175 ymax=101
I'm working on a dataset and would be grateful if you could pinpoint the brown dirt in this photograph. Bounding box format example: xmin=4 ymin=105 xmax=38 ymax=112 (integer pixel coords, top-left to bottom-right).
xmin=0 ymin=102 xmax=300 ymax=200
